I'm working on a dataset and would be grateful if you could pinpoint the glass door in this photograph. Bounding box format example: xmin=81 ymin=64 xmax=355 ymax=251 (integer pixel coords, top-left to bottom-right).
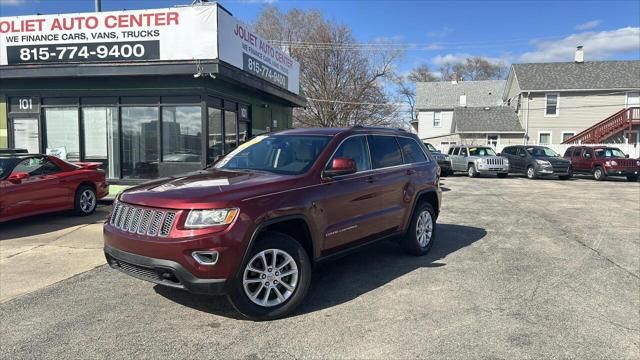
xmin=11 ymin=118 xmax=39 ymax=153
xmin=82 ymin=107 xmax=119 ymax=179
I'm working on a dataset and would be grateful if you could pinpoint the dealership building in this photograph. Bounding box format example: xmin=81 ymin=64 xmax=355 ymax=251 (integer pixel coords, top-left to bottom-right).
xmin=0 ymin=3 xmax=304 ymax=182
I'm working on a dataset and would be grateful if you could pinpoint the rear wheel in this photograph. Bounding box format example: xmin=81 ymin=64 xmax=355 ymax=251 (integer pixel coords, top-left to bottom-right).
xmin=467 ymin=164 xmax=479 ymax=178
xmin=402 ymin=202 xmax=436 ymax=256
xmin=593 ymin=166 xmax=606 ymax=181
xmin=497 ymin=173 xmax=508 ymax=178
xmin=227 ymin=232 xmax=311 ymax=321
xmin=627 ymin=175 xmax=639 ymax=182
xmin=526 ymin=166 xmax=537 ymax=179
xmin=74 ymin=185 xmax=97 ymax=216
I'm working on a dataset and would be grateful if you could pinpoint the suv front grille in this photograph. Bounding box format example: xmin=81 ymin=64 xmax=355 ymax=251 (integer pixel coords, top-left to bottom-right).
xmin=485 ymin=158 xmax=504 ymax=166
xmin=110 ymin=203 xmax=176 ymax=237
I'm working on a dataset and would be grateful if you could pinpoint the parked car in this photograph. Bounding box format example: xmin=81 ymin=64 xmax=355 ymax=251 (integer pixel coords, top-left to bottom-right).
xmin=500 ymin=145 xmax=571 ymax=180
xmin=563 ymin=146 xmax=640 ymax=181
xmin=104 ymin=127 xmax=441 ymax=320
xmin=424 ymin=142 xmax=452 ymax=176
xmin=447 ymin=145 xmax=509 ymax=178
xmin=0 ymin=153 xmax=109 ymax=222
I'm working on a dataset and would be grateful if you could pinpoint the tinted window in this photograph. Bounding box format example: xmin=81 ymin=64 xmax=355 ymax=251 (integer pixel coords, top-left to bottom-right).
xmin=398 ymin=137 xmax=428 ymax=164
xmin=0 ymin=158 xmax=19 ymax=179
xmin=368 ymin=135 xmax=403 ymax=168
xmin=572 ymin=148 xmax=582 ymax=157
xmin=12 ymin=157 xmax=61 ymax=176
xmin=502 ymin=147 xmax=513 ymax=155
xmin=517 ymin=148 xmax=527 ymax=157
xmin=452 ymin=147 xmax=460 ymax=156
xmin=424 ymin=143 xmax=437 ymax=152
xmin=448 ymin=147 xmax=454 ymax=155
xmin=328 ymin=136 xmax=371 ymax=172
xmin=460 ymin=148 xmax=468 ymax=156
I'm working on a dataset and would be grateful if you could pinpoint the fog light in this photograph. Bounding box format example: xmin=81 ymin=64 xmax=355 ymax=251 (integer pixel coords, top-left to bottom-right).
xmin=192 ymin=251 xmax=219 ymax=265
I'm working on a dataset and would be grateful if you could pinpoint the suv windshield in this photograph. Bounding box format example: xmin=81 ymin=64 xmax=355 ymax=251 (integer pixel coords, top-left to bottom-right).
xmin=594 ymin=148 xmax=625 ymax=158
xmin=527 ymin=147 xmax=559 ymax=157
xmin=424 ymin=143 xmax=438 ymax=152
xmin=468 ymin=147 xmax=496 ymax=156
xmin=214 ymin=135 xmax=331 ymax=175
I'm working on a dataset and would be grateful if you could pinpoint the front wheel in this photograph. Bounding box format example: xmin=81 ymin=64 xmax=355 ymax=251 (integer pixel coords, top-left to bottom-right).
xmin=74 ymin=185 xmax=97 ymax=216
xmin=593 ymin=166 xmax=606 ymax=181
xmin=468 ymin=164 xmax=479 ymax=178
xmin=402 ymin=202 xmax=437 ymax=256
xmin=227 ymin=232 xmax=311 ymax=321
xmin=526 ymin=166 xmax=537 ymax=179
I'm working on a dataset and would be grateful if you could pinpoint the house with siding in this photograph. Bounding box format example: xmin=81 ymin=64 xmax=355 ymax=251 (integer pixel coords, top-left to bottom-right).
xmin=503 ymin=51 xmax=640 ymax=145
xmin=413 ymin=79 xmax=524 ymax=149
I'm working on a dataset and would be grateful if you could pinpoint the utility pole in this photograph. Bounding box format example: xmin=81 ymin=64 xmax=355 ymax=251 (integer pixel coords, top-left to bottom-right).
xmin=95 ymin=0 xmax=102 ymax=12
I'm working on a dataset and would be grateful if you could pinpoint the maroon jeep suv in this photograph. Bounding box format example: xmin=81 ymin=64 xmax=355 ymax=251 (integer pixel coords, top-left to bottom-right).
xmin=104 ymin=127 xmax=441 ymax=320
xmin=563 ymin=146 xmax=640 ymax=181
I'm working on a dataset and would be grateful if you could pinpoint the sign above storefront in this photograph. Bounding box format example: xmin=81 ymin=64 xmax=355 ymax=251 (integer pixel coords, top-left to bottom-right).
xmin=0 ymin=5 xmax=301 ymax=95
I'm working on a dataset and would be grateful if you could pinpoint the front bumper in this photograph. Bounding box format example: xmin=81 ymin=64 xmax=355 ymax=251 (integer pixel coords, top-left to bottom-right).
xmin=105 ymin=245 xmax=227 ymax=295
xmin=605 ymin=168 xmax=640 ymax=176
xmin=437 ymin=160 xmax=451 ymax=172
xmin=476 ymin=164 xmax=509 ymax=174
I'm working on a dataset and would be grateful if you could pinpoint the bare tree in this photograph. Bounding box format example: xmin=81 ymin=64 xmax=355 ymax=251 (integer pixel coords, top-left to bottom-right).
xmin=254 ymin=6 xmax=402 ymax=128
xmin=439 ymin=57 xmax=507 ymax=81
xmin=392 ymin=63 xmax=437 ymax=122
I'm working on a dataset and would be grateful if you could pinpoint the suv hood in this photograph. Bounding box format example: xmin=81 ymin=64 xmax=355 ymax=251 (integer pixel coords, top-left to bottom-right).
xmin=534 ymin=156 xmax=570 ymax=164
xmin=119 ymin=169 xmax=300 ymax=209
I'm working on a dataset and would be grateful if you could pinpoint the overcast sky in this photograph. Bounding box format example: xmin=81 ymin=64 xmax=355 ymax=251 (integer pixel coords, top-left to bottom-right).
xmin=1 ymin=0 xmax=639 ymax=74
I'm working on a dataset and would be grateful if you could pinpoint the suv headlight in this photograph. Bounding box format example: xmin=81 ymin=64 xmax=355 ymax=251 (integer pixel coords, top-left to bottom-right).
xmin=185 ymin=208 xmax=238 ymax=228
xmin=535 ymin=159 xmax=551 ymax=166
xmin=606 ymin=160 xmax=618 ymax=167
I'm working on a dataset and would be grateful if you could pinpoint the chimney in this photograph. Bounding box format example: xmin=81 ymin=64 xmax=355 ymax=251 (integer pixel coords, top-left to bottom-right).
xmin=459 ymin=94 xmax=467 ymax=107
xmin=451 ymin=73 xmax=458 ymax=84
xmin=575 ymin=45 xmax=584 ymax=63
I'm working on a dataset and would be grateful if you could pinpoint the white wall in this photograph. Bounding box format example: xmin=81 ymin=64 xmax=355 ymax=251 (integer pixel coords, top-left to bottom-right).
xmin=417 ymin=110 xmax=453 ymax=140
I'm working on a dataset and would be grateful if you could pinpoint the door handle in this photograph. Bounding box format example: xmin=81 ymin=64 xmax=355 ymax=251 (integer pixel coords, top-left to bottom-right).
xmin=365 ymin=176 xmax=375 ymax=183
xmin=406 ymin=169 xmax=417 ymax=175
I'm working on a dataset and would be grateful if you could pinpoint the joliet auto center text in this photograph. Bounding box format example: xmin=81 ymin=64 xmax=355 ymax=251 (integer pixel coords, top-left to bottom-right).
xmin=0 ymin=3 xmax=304 ymax=183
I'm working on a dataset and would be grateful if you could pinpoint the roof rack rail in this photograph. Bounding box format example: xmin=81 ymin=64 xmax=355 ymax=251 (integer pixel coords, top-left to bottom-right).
xmin=350 ymin=125 xmax=406 ymax=132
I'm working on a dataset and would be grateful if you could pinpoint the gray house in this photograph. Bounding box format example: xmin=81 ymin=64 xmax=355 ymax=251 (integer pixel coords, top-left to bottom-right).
xmin=503 ymin=53 xmax=640 ymax=145
xmin=414 ymin=79 xmax=524 ymax=148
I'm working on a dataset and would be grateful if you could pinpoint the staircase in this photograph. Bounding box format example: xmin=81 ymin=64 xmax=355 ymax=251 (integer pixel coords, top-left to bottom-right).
xmin=562 ymin=107 xmax=640 ymax=144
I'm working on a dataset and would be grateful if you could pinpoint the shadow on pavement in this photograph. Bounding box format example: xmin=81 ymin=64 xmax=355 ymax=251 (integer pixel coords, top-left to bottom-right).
xmin=154 ymin=223 xmax=486 ymax=320
xmin=0 ymin=205 xmax=111 ymax=241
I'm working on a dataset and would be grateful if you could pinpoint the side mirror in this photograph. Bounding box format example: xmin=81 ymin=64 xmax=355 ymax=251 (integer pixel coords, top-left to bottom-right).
xmin=625 ymin=154 xmax=630 ymax=158
xmin=323 ymin=157 xmax=357 ymax=178
xmin=497 ymin=153 xmax=501 ymax=156
xmin=8 ymin=172 xmax=29 ymax=183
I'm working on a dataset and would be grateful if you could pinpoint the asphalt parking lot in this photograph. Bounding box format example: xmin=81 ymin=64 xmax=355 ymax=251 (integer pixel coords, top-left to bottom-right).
xmin=1 ymin=175 xmax=639 ymax=359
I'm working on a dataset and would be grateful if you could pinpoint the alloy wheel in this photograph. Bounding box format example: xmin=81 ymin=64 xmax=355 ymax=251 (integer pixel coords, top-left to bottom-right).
xmin=594 ymin=168 xmax=602 ymax=180
xmin=242 ymin=249 xmax=299 ymax=307
xmin=79 ymin=190 xmax=96 ymax=213
xmin=527 ymin=167 xmax=535 ymax=179
xmin=415 ymin=210 xmax=433 ymax=247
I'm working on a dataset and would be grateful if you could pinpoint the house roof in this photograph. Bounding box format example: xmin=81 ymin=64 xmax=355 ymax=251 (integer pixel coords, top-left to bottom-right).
xmin=511 ymin=60 xmax=640 ymax=91
xmin=453 ymin=106 xmax=524 ymax=133
xmin=416 ymin=80 xmax=505 ymax=109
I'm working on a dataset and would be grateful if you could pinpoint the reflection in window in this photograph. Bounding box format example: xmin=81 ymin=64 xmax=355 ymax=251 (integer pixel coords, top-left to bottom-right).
xmin=239 ymin=122 xmax=249 ymax=145
xmin=162 ymin=106 xmax=202 ymax=162
xmin=82 ymin=107 xmax=118 ymax=178
xmin=45 ymin=108 xmax=80 ymax=161
xmin=121 ymin=107 xmax=159 ymax=179
xmin=225 ymin=110 xmax=237 ymax=152
xmin=208 ymin=107 xmax=223 ymax=164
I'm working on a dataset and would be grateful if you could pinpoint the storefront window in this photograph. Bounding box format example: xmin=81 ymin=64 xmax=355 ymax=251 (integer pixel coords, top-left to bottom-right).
xmin=162 ymin=106 xmax=202 ymax=162
xmin=239 ymin=122 xmax=249 ymax=145
xmin=82 ymin=107 xmax=118 ymax=179
xmin=121 ymin=107 xmax=159 ymax=179
xmin=208 ymin=107 xmax=223 ymax=164
xmin=224 ymin=110 xmax=238 ymax=152
xmin=45 ymin=108 xmax=80 ymax=161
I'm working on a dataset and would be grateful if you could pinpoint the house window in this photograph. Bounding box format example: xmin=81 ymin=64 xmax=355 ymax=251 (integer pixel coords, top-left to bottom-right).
xmin=538 ymin=131 xmax=552 ymax=145
xmin=626 ymin=92 xmax=639 ymax=108
xmin=487 ymin=135 xmax=499 ymax=147
xmin=561 ymin=131 xmax=575 ymax=142
xmin=433 ymin=112 xmax=441 ymax=127
xmin=545 ymin=93 xmax=559 ymax=116
xmin=624 ymin=130 xmax=640 ymax=144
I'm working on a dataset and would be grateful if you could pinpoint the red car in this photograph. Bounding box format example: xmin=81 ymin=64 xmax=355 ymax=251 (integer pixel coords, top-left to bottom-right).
xmin=563 ymin=146 xmax=640 ymax=181
xmin=104 ymin=127 xmax=441 ymax=320
xmin=0 ymin=153 xmax=109 ymax=222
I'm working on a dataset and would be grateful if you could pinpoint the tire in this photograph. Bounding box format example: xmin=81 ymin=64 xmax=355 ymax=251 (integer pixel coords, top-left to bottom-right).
xmin=526 ymin=166 xmax=537 ymax=179
xmin=497 ymin=173 xmax=508 ymax=178
xmin=402 ymin=202 xmax=437 ymax=256
xmin=467 ymin=164 xmax=479 ymax=178
xmin=593 ymin=166 xmax=606 ymax=181
xmin=227 ymin=232 xmax=312 ymax=321
xmin=74 ymin=185 xmax=97 ymax=216
xmin=627 ymin=175 xmax=639 ymax=182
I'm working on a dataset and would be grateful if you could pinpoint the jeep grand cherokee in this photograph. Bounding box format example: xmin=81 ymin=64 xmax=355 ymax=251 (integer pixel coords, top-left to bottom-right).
xmin=104 ymin=127 xmax=441 ymax=320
